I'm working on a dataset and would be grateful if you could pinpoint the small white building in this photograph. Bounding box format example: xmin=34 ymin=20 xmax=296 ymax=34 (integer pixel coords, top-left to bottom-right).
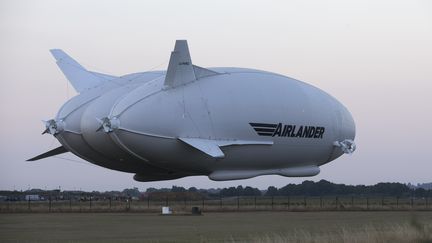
xmin=161 ymin=206 xmax=172 ymax=215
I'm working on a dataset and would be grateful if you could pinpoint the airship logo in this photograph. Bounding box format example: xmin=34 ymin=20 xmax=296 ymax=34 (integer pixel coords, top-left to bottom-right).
xmin=249 ymin=123 xmax=325 ymax=138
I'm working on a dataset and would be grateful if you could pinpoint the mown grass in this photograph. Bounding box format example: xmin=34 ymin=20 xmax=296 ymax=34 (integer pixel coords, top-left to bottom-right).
xmin=1 ymin=211 xmax=431 ymax=242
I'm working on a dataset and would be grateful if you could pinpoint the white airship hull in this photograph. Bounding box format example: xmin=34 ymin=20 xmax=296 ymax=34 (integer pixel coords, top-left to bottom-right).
xmin=29 ymin=40 xmax=356 ymax=182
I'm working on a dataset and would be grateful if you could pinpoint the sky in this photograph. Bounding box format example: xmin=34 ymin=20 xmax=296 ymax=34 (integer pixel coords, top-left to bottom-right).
xmin=0 ymin=0 xmax=431 ymax=191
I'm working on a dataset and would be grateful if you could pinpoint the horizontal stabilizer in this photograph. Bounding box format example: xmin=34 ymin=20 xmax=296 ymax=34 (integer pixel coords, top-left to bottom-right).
xmin=50 ymin=49 xmax=117 ymax=93
xmin=179 ymin=138 xmax=225 ymax=158
xmin=27 ymin=146 xmax=68 ymax=161
xmin=179 ymin=138 xmax=273 ymax=159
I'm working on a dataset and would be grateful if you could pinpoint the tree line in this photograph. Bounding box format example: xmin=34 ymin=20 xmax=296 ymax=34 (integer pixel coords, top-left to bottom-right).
xmin=144 ymin=180 xmax=430 ymax=198
xmin=1 ymin=180 xmax=430 ymax=201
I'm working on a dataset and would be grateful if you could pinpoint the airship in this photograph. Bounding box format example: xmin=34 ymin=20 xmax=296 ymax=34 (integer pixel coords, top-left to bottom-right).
xmin=28 ymin=40 xmax=356 ymax=182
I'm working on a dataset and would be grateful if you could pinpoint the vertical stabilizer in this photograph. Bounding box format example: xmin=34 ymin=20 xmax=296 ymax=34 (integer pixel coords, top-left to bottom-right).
xmin=164 ymin=40 xmax=220 ymax=88
xmin=50 ymin=49 xmax=116 ymax=93
xmin=164 ymin=40 xmax=196 ymax=88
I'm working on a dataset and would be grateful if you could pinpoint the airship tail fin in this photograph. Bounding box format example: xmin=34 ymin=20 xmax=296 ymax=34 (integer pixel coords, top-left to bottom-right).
xmin=27 ymin=146 xmax=68 ymax=161
xmin=164 ymin=40 xmax=219 ymax=88
xmin=50 ymin=49 xmax=117 ymax=93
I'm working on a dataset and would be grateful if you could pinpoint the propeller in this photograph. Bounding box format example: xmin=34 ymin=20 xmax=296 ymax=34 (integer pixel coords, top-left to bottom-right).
xmin=96 ymin=117 xmax=119 ymax=133
xmin=333 ymin=139 xmax=356 ymax=154
xmin=42 ymin=119 xmax=64 ymax=135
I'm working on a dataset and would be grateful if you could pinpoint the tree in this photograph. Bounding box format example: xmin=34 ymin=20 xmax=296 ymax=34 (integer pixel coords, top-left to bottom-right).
xmin=171 ymin=186 xmax=186 ymax=192
xmin=188 ymin=187 xmax=198 ymax=192
xmin=122 ymin=187 xmax=140 ymax=197
xmin=243 ymin=186 xmax=261 ymax=196
xmin=265 ymin=186 xmax=278 ymax=196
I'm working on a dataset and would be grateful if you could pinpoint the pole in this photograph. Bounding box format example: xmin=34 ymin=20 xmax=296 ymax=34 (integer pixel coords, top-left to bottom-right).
xmin=271 ymin=196 xmax=274 ymax=210
xmin=49 ymin=196 xmax=52 ymax=212
xmin=69 ymin=198 xmax=72 ymax=211
xmin=254 ymin=196 xmax=257 ymax=210
xmin=220 ymin=195 xmax=222 ymax=209
xmin=304 ymin=197 xmax=307 ymax=208
xmin=287 ymin=196 xmax=290 ymax=210
xmin=237 ymin=196 xmax=240 ymax=211
xmin=427 ymin=191 xmax=430 ymax=209
xmin=320 ymin=197 xmax=323 ymax=209
xmin=366 ymin=197 xmax=369 ymax=210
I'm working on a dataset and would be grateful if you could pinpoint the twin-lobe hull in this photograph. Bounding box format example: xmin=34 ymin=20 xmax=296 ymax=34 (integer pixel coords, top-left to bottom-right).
xmin=31 ymin=41 xmax=356 ymax=181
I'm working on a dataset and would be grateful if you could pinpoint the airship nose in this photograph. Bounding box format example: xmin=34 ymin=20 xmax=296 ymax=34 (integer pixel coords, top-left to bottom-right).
xmin=341 ymin=106 xmax=356 ymax=141
xmin=325 ymin=102 xmax=356 ymax=163
xmin=333 ymin=103 xmax=356 ymax=155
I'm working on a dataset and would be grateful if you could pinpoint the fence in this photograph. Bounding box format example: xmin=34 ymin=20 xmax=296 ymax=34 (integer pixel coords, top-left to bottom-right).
xmin=0 ymin=196 xmax=430 ymax=213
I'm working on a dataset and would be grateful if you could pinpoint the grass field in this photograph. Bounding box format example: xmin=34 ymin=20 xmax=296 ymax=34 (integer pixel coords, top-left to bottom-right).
xmin=1 ymin=211 xmax=431 ymax=242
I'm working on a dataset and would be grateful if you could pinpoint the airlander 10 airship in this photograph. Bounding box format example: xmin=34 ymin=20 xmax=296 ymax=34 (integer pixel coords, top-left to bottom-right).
xmin=28 ymin=40 xmax=356 ymax=181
